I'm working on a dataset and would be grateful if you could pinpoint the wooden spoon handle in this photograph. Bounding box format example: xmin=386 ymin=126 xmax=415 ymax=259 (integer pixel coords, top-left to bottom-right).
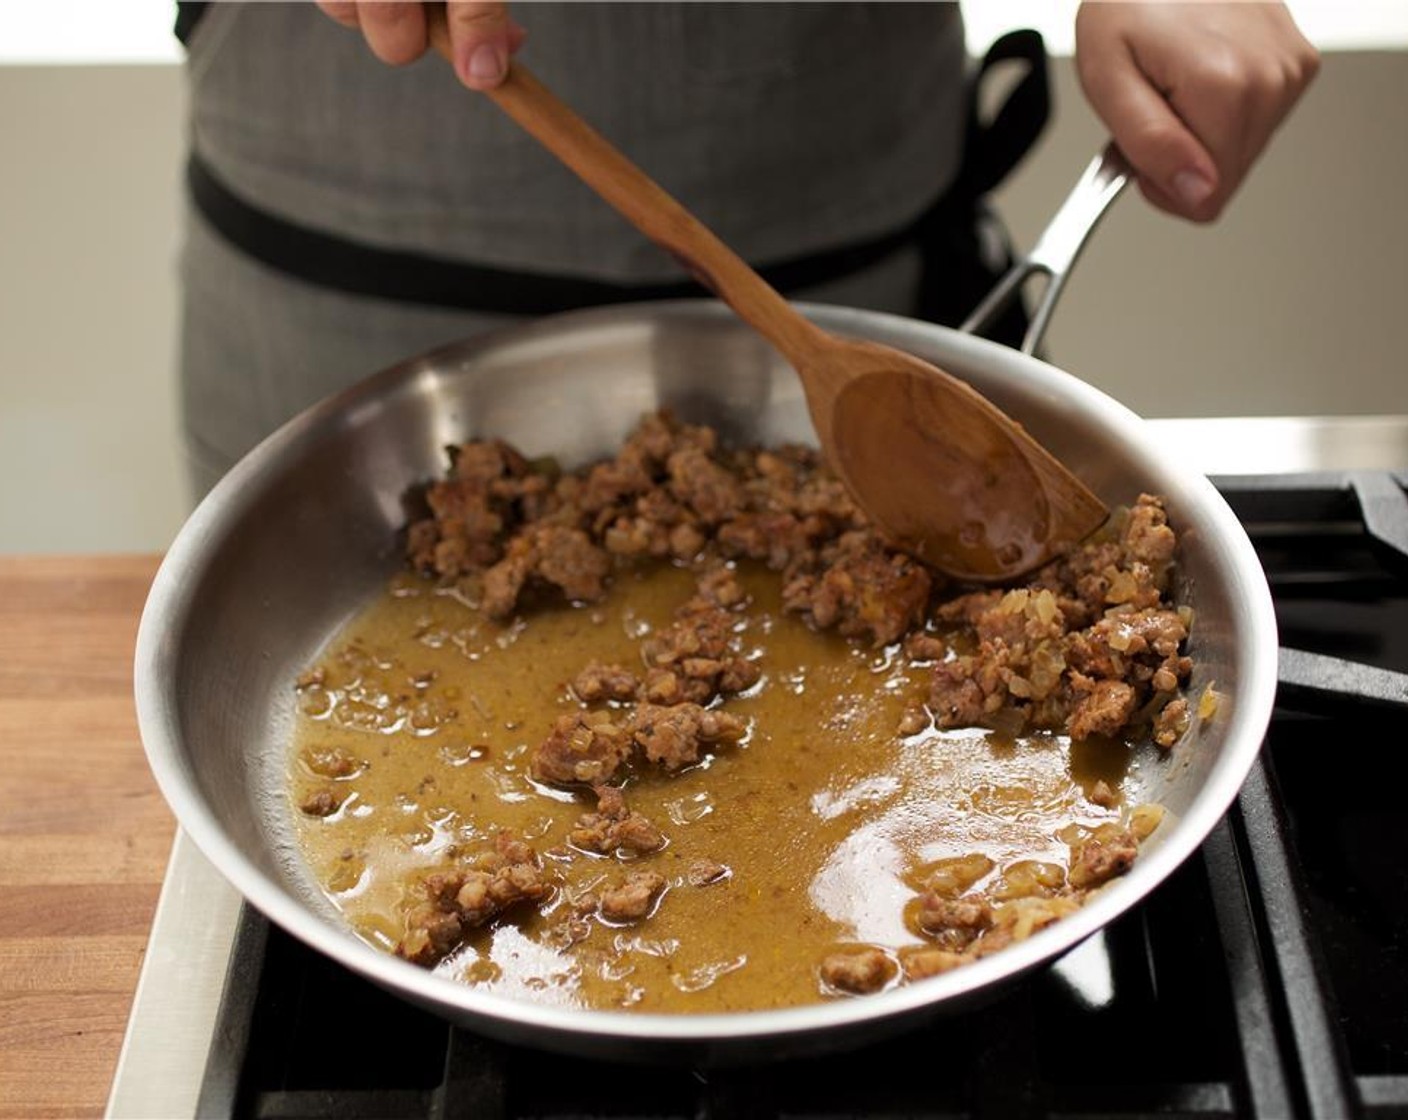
xmin=426 ymin=15 xmax=820 ymax=363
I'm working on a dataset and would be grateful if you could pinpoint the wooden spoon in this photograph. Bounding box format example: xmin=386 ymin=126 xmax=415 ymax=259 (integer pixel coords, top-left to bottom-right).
xmin=427 ymin=31 xmax=1107 ymax=580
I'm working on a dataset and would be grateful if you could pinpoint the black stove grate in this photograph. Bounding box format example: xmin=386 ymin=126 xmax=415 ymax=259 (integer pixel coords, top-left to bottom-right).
xmin=1221 ymin=472 xmax=1408 ymax=1120
xmin=204 ymin=473 xmax=1408 ymax=1120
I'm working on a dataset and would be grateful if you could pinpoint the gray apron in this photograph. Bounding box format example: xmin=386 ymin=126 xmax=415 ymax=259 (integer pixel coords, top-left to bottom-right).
xmin=180 ymin=2 xmax=969 ymax=496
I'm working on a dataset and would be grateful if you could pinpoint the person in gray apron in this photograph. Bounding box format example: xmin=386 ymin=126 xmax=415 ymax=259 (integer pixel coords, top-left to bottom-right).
xmin=175 ymin=2 xmax=1315 ymax=499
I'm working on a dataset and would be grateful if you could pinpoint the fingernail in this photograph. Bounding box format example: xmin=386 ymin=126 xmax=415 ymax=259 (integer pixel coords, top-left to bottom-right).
xmin=465 ymin=43 xmax=505 ymax=86
xmin=1172 ymin=169 xmax=1214 ymax=208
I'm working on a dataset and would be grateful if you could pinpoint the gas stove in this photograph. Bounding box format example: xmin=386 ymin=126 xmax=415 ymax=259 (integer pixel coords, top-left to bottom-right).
xmin=108 ymin=417 xmax=1408 ymax=1119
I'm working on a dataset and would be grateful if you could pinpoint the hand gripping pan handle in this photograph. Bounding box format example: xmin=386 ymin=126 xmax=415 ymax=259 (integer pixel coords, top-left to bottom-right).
xmin=961 ymin=143 xmax=1132 ymax=356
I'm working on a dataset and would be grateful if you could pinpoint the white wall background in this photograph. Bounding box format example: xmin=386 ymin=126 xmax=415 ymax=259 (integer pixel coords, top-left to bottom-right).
xmin=1 ymin=6 xmax=1405 ymax=553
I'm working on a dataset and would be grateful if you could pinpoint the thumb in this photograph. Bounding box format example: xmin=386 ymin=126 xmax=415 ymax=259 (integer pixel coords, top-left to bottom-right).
xmin=445 ymin=2 xmax=524 ymax=91
xmin=1078 ymin=44 xmax=1220 ymax=220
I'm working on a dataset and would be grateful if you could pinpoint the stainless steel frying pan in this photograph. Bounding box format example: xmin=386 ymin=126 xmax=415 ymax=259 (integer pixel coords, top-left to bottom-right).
xmin=134 ymin=151 xmax=1277 ymax=1063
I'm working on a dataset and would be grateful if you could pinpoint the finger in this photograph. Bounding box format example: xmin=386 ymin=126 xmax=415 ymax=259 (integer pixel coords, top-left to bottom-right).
xmin=1161 ymin=34 xmax=1314 ymax=214
xmin=1154 ymin=43 xmax=1270 ymax=218
xmin=315 ymin=1 xmax=361 ymax=29
xmin=1272 ymin=5 xmax=1322 ymax=96
xmin=1135 ymin=175 xmax=1201 ymax=224
xmin=1078 ymin=37 xmax=1221 ymax=223
xmin=445 ymin=2 xmax=524 ymax=90
xmin=357 ymin=1 xmax=429 ymax=67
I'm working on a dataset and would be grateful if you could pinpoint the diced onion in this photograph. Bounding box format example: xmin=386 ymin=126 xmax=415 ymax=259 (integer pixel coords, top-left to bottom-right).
xmin=1129 ymin=803 xmax=1166 ymax=841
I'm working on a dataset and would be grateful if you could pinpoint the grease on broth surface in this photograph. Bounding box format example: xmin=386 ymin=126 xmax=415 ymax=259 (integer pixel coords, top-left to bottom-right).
xmin=291 ymin=561 xmax=1144 ymax=1013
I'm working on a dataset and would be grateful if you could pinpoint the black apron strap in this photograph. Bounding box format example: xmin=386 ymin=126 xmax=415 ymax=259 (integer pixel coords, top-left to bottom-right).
xmin=955 ymin=29 xmax=1053 ymax=204
xmin=189 ymin=155 xmax=925 ymax=316
xmin=174 ymin=2 xmax=209 ymax=46
xmin=916 ymin=29 xmax=1051 ymax=345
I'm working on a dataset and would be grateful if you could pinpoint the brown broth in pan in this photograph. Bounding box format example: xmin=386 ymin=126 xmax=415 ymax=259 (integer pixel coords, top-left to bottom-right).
xmin=290 ymin=561 xmax=1145 ymax=1014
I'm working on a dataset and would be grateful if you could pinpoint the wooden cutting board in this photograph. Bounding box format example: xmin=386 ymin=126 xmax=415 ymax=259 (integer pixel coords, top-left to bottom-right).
xmin=0 ymin=555 xmax=172 ymax=1120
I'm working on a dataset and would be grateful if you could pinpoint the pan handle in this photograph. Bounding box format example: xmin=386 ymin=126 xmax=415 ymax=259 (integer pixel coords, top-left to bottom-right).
xmin=960 ymin=142 xmax=1131 ymax=356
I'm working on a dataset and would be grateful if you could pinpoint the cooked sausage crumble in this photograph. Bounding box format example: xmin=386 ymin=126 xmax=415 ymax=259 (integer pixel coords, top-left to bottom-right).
xmin=323 ymin=411 xmax=1195 ymax=988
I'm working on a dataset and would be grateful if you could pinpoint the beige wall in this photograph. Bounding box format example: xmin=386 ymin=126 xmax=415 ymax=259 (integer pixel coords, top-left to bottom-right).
xmin=0 ymin=66 xmax=186 ymax=552
xmin=1 ymin=51 xmax=1403 ymax=553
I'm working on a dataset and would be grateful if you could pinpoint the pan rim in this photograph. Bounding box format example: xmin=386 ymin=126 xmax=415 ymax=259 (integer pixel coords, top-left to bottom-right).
xmin=134 ymin=298 xmax=1279 ymax=1053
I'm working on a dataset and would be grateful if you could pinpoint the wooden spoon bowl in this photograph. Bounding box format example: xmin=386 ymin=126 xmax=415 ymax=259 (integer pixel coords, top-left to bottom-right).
xmin=819 ymin=340 xmax=1104 ymax=578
